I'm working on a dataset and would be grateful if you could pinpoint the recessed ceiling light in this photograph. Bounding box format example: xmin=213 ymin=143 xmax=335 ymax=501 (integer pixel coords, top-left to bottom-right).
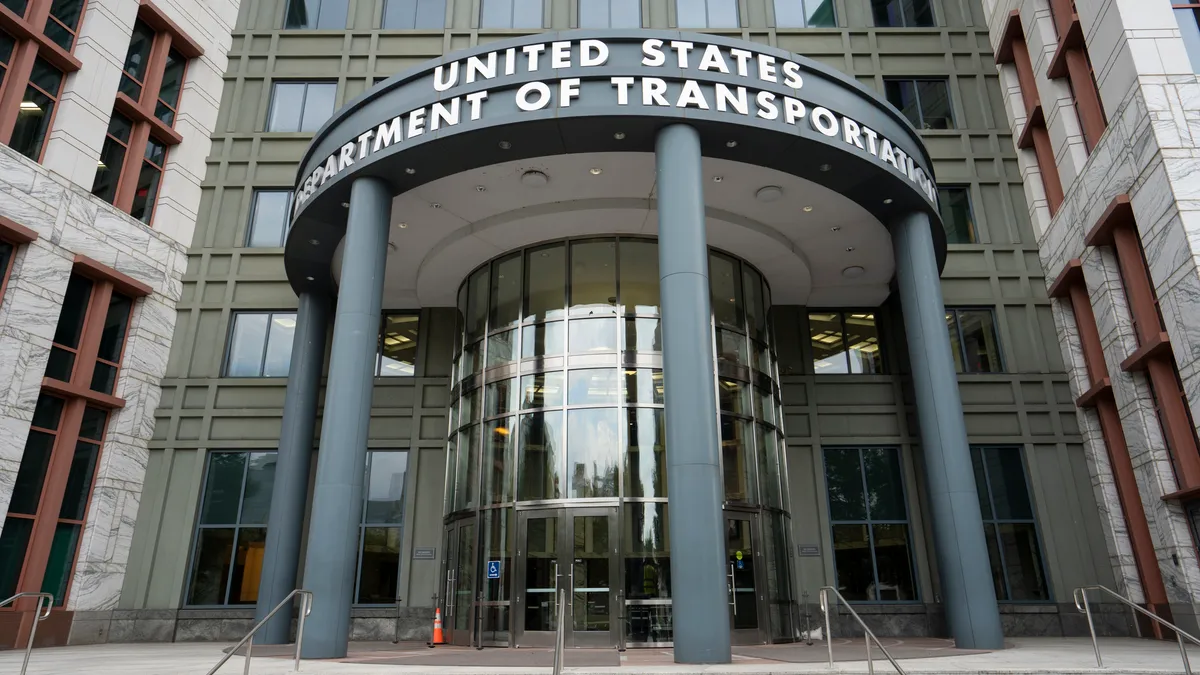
xmin=613 ymin=132 xmax=625 ymax=140
xmin=590 ymin=168 xmax=603 ymax=175
xmin=712 ymin=176 xmax=723 ymax=183
xmin=397 ymin=222 xmax=408 ymax=229
xmin=476 ymin=185 xmax=486 ymax=192
xmin=803 ymin=205 xmax=814 ymax=212
xmin=405 ymin=168 xmax=415 ymax=174
xmin=842 ymin=266 xmax=865 ymax=279
xmin=883 ymin=198 xmax=893 ymax=204
xmin=309 ymin=239 xmax=320 ymax=245
xmin=540 ymin=252 xmax=550 ymax=258
xmin=845 ymin=246 xmax=855 ymax=252
xmin=830 ymin=226 xmax=841 ymax=232
xmin=521 ymin=170 xmax=549 ymax=187
xmin=755 ymin=186 xmax=783 ymax=202
xmin=726 ymin=140 xmax=738 ymax=148
xmin=498 ymin=140 xmax=512 ymax=149
xmin=431 ymin=202 xmax=441 ymax=208
xmin=341 ymin=202 xmax=349 ymax=208
xmin=305 ymin=275 xmax=315 ymax=281
xmin=819 ymin=164 xmax=832 ymax=172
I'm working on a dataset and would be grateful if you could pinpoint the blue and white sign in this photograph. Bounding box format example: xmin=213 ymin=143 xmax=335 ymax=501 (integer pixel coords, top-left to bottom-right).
xmin=487 ymin=560 xmax=501 ymax=579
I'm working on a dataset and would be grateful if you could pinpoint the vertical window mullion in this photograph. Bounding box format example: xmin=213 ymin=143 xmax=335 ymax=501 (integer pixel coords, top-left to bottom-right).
xmin=257 ymin=312 xmax=273 ymax=377
xmin=222 ymin=452 xmax=253 ymax=604
xmin=295 ymin=84 xmax=310 ymax=133
xmin=977 ymin=446 xmax=1011 ymax=601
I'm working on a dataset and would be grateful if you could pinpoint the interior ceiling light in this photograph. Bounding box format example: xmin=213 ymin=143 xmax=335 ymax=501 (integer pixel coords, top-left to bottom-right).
xmin=845 ymin=246 xmax=855 ymax=252
xmin=476 ymin=185 xmax=486 ymax=192
xmin=431 ymin=203 xmax=441 ymax=208
xmin=397 ymin=222 xmax=408 ymax=229
xmin=726 ymin=140 xmax=738 ymax=148
xmin=842 ymin=266 xmax=866 ymax=279
xmin=590 ymin=168 xmax=603 ymax=175
xmin=755 ymin=186 xmax=783 ymax=203
xmin=521 ymin=170 xmax=549 ymax=187
xmin=712 ymin=176 xmax=723 ymax=183
xmin=803 ymin=205 xmax=814 ymax=212
xmin=883 ymin=198 xmax=894 ymax=204
xmin=405 ymin=167 xmax=415 ymax=174
xmin=305 ymin=276 xmax=315 ymax=281
xmin=830 ymin=226 xmax=841 ymax=232
xmin=819 ymin=163 xmax=832 ymax=172
xmin=613 ymin=132 xmax=625 ymax=139
xmin=309 ymin=239 xmax=320 ymax=246
xmin=498 ymin=140 xmax=512 ymax=149
xmin=341 ymin=202 xmax=349 ymax=208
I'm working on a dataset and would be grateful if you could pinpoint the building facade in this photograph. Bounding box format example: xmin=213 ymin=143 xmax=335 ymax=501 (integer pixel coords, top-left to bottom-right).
xmin=0 ymin=0 xmax=238 ymax=649
xmin=3 ymin=0 xmax=1178 ymax=656
xmin=984 ymin=0 xmax=1200 ymax=631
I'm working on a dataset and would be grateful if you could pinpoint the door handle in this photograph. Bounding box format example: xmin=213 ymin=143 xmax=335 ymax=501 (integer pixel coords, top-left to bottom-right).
xmin=729 ymin=563 xmax=737 ymax=615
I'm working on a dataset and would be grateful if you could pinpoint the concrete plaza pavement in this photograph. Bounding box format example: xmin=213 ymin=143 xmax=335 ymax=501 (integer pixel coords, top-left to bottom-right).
xmin=2 ymin=637 xmax=1200 ymax=674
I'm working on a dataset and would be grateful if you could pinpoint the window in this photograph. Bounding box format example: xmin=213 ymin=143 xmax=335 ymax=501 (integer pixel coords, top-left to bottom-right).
xmin=480 ymin=0 xmax=543 ymax=28
xmin=871 ymin=0 xmax=933 ymax=27
xmin=824 ymin=447 xmax=916 ymax=602
xmin=186 ymin=451 xmax=276 ymax=605
xmin=1178 ymin=6 xmax=1200 ymax=72
xmin=11 ymin=58 xmax=62 ymax=160
xmin=378 ymin=314 xmax=419 ymax=376
xmin=971 ymin=446 xmax=1048 ymax=601
xmin=246 ymin=190 xmax=294 ymax=247
xmin=267 ymin=82 xmax=337 ymax=132
xmin=0 ymin=30 xmax=13 ymax=89
xmin=0 ymin=395 xmax=65 ymax=599
xmin=884 ymin=78 xmax=953 ymax=130
xmin=580 ymin=0 xmax=640 ymax=28
xmin=808 ymin=311 xmax=883 ymax=374
xmin=0 ymin=239 xmax=15 ymax=305
xmin=382 ymin=0 xmax=446 ymax=28
xmin=95 ymin=13 xmax=198 ymax=224
xmin=355 ymin=451 xmax=408 ymax=604
xmin=676 ymin=0 xmax=738 ymax=27
xmin=946 ymin=308 xmax=1002 ymax=373
xmin=774 ymin=0 xmax=835 ymax=27
xmin=225 ymin=312 xmax=297 ymax=377
xmin=938 ymin=186 xmax=976 ymax=244
xmin=285 ymin=0 xmax=349 ymax=29
xmin=44 ymin=0 xmax=86 ymax=51
xmin=44 ymin=275 xmax=134 ymax=395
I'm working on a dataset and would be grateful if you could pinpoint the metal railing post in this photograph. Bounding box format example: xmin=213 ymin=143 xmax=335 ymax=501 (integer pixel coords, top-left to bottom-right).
xmin=206 ymin=589 xmax=313 ymax=675
xmin=1073 ymin=584 xmax=1200 ymax=675
xmin=0 ymin=592 xmax=53 ymax=675
xmin=552 ymin=588 xmax=566 ymax=675
xmin=818 ymin=587 xmax=906 ymax=674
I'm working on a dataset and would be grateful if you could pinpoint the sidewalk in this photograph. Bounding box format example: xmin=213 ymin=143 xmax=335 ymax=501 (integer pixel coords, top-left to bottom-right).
xmin=1 ymin=637 xmax=1198 ymax=674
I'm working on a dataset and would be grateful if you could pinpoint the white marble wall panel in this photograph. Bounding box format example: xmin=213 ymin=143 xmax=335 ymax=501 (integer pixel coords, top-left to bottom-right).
xmin=0 ymin=142 xmax=188 ymax=615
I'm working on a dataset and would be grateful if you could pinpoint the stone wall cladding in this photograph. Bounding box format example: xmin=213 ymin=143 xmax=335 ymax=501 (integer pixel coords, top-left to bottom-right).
xmin=986 ymin=0 xmax=1200 ymax=622
xmin=0 ymin=143 xmax=186 ymax=615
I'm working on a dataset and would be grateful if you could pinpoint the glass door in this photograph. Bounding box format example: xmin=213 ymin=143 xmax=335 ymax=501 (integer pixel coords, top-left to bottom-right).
xmin=514 ymin=507 xmax=618 ymax=648
xmin=442 ymin=519 xmax=476 ymax=646
xmin=726 ymin=512 xmax=767 ymax=644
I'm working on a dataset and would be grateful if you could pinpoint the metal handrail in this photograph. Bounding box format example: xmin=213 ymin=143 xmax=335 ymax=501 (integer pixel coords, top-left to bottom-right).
xmin=0 ymin=592 xmax=53 ymax=675
xmin=1074 ymin=585 xmax=1200 ymax=673
xmin=552 ymin=588 xmax=566 ymax=675
xmin=207 ymin=589 xmax=313 ymax=675
xmin=819 ymin=587 xmax=907 ymax=674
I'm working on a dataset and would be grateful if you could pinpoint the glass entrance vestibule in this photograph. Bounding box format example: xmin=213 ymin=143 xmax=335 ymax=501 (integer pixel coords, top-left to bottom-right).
xmin=441 ymin=237 xmax=796 ymax=648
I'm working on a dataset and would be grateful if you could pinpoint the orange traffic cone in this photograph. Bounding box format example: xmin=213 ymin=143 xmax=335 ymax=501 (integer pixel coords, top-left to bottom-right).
xmin=428 ymin=607 xmax=445 ymax=647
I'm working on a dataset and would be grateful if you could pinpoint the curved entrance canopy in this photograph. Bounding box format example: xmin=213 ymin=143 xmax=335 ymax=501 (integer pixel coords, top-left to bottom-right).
xmin=284 ymin=29 xmax=945 ymax=296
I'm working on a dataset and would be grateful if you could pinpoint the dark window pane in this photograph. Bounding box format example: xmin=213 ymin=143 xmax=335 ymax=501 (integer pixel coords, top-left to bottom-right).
xmin=53 ymin=274 xmax=93 ymax=349
xmin=567 ymin=408 xmax=619 ymax=498
xmin=824 ymin=448 xmax=866 ymax=521
xmin=96 ymin=293 xmax=133 ymax=363
xmin=0 ymin=517 xmax=33 ymax=598
xmin=58 ymin=440 xmax=100 ymax=520
xmin=871 ymin=523 xmax=915 ymax=600
xmin=9 ymin=431 xmax=55 ymax=515
xmin=998 ymin=523 xmax=1048 ymax=600
xmin=247 ymin=190 xmax=292 ymax=247
xmin=0 ymin=240 xmax=11 ymax=286
xmin=946 ymin=312 xmax=964 ymax=372
xmin=625 ymin=408 xmax=666 ymax=498
xmin=716 ymin=328 xmax=748 ymax=370
xmin=186 ymin=528 xmax=235 ymax=605
xmin=884 ymin=79 xmax=920 ymax=128
xmin=45 ymin=346 xmax=75 ymax=381
xmin=155 ymin=50 xmax=186 ymax=125
xmin=89 ymin=362 xmax=117 ymax=395
xmin=465 ymin=267 xmax=488 ymax=343
xmin=985 ymin=448 xmax=1034 ymax=520
xmin=379 ymin=314 xmax=418 ymax=376
xmin=845 ymin=313 xmax=882 ymax=374
xmin=971 ymin=448 xmax=992 ymax=519
xmin=239 ymin=452 xmax=276 ymax=524
xmin=79 ymin=406 xmax=106 ymax=441
xmin=810 ymin=312 xmax=847 ymax=373
xmin=485 ymin=378 xmax=518 ymax=417
xmin=356 ymin=527 xmax=401 ymax=603
xmin=938 ymin=187 xmax=975 ymax=244
xmin=120 ymin=21 xmax=155 ymax=98
xmin=227 ymin=528 xmax=266 ymax=604
xmin=983 ymin=523 xmax=1004 ymax=599
xmin=517 ymin=411 xmax=562 ymax=500
xmin=285 ymin=0 xmax=314 ymax=27
xmin=32 ymin=393 xmax=64 ymax=430
xmin=11 ymin=62 xmax=61 ymax=160
xmin=957 ymin=310 xmax=1001 ymax=373
xmin=831 ymin=523 xmax=871 ymax=600
xmin=45 ymin=0 xmax=84 ymax=50
xmin=365 ymin=452 xmax=408 ymax=522
xmin=525 ymin=243 xmax=565 ymax=321
xmin=709 ymin=253 xmax=742 ymax=331
xmin=131 ymin=142 xmax=165 ymax=223
xmin=871 ymin=0 xmax=931 ymax=26
xmin=40 ymin=522 xmax=81 ymax=605
xmin=92 ymin=130 xmax=129 ymax=204
xmin=199 ymin=453 xmax=247 ymax=525
xmin=0 ymin=0 xmax=27 ymax=17
xmin=485 ymin=329 xmax=515 ymax=368
xmin=454 ymin=425 xmax=479 ymax=511
xmin=916 ymin=80 xmax=953 ymax=129
xmin=718 ymin=379 xmax=751 ymax=416
xmin=300 ymin=83 xmax=337 ymax=132
xmin=806 ymin=0 xmax=835 ymax=26
xmin=262 ymin=313 xmax=296 ymax=377
xmin=226 ymin=313 xmax=269 ymax=376
xmin=267 ymin=83 xmax=305 ymax=131
xmin=862 ymin=448 xmax=906 ymax=519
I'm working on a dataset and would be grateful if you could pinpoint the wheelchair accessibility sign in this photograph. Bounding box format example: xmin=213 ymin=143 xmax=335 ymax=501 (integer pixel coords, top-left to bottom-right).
xmin=487 ymin=561 xmax=501 ymax=579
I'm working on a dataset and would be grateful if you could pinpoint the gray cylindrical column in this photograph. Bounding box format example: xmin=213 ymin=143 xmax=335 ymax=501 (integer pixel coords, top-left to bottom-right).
xmin=300 ymin=176 xmax=391 ymax=659
xmin=256 ymin=291 xmax=330 ymax=644
xmin=655 ymin=123 xmax=732 ymax=664
xmin=892 ymin=210 xmax=1004 ymax=649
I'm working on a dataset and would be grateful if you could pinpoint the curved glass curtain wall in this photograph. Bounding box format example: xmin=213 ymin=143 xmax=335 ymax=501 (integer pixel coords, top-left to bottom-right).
xmin=444 ymin=237 xmax=794 ymax=643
